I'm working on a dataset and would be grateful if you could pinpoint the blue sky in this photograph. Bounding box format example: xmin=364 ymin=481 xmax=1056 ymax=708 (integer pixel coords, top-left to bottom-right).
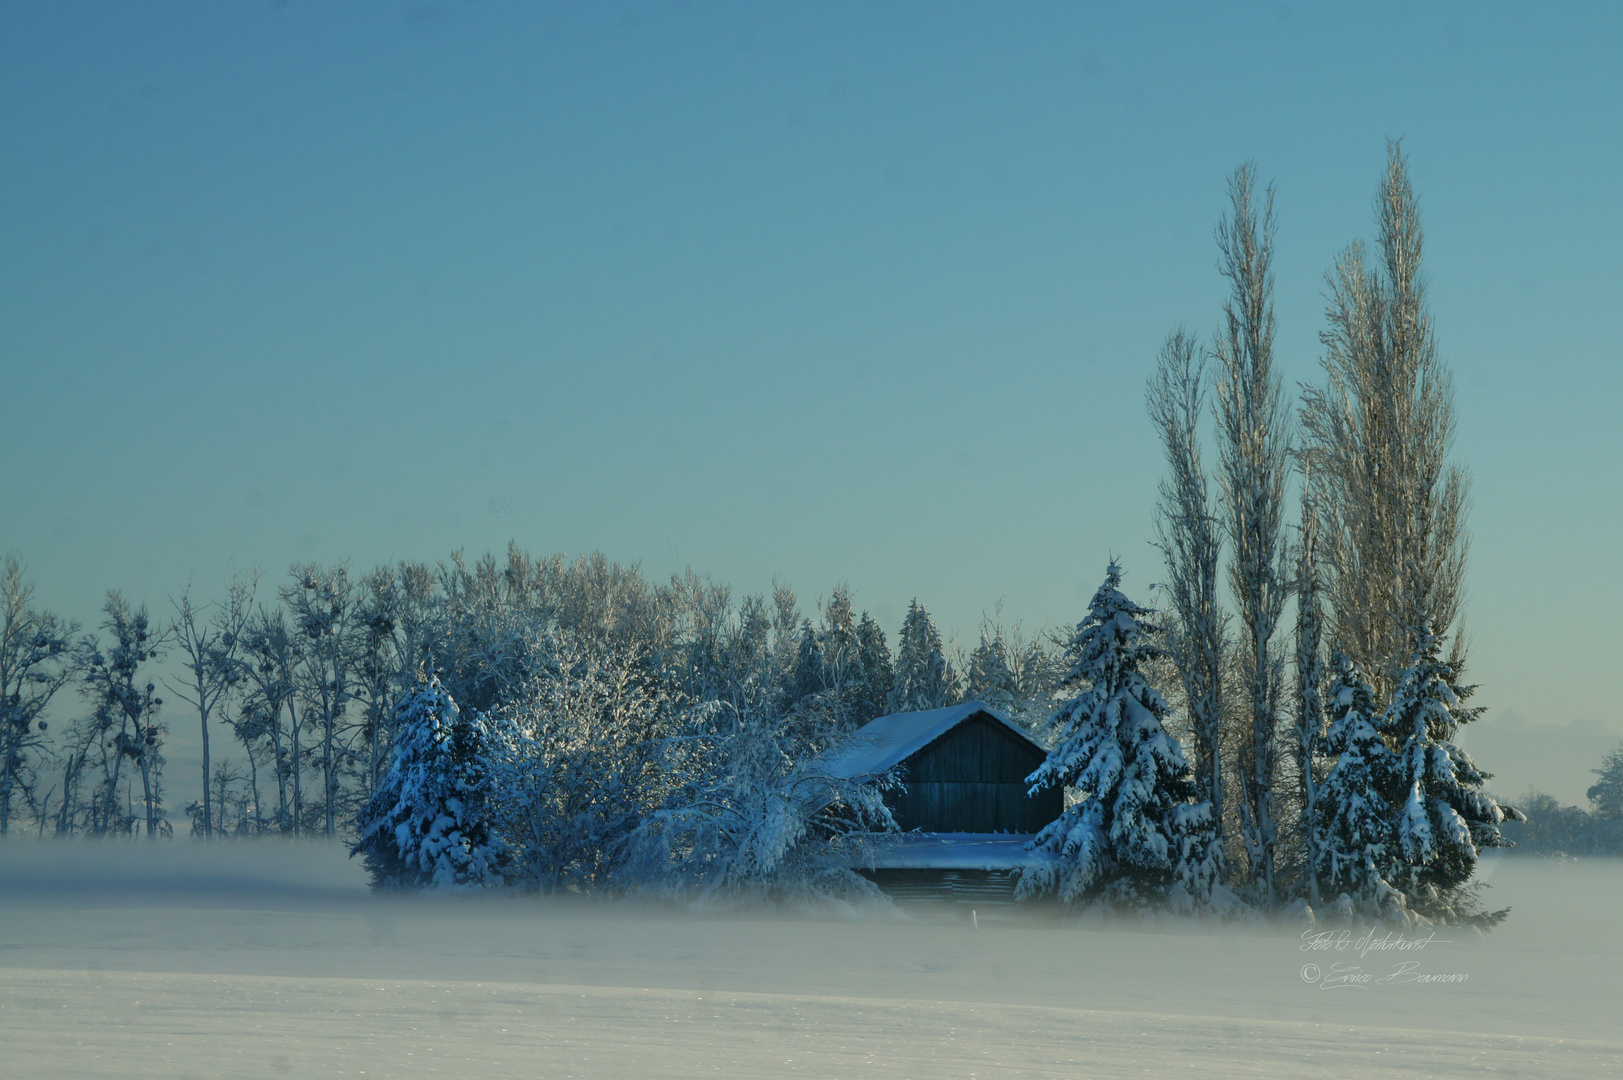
xmin=3 ymin=2 xmax=1621 ymax=743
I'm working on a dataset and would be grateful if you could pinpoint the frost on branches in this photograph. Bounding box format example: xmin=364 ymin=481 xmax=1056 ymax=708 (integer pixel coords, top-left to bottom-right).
xmin=352 ymin=675 xmax=505 ymax=890
xmin=1383 ymin=626 xmax=1520 ymax=925
xmin=623 ymin=696 xmax=899 ymax=908
xmin=483 ymin=633 xmax=675 ymax=893
xmin=1018 ymin=563 xmax=1217 ymax=911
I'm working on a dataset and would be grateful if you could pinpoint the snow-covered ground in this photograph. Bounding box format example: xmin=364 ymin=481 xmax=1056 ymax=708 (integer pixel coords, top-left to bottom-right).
xmin=1 ymin=843 xmax=1618 ymax=1079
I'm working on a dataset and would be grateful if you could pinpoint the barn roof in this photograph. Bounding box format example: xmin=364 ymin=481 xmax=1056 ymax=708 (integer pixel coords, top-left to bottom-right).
xmin=820 ymin=699 xmax=1042 ymax=780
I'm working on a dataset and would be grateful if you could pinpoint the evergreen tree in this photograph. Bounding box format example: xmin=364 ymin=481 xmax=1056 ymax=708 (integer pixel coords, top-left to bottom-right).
xmin=854 ymin=612 xmax=893 ymax=724
xmin=1588 ymin=744 xmax=1623 ymax=821
xmin=1383 ymin=626 xmax=1519 ymax=922
xmin=888 ymin=600 xmax=955 ymax=713
xmin=964 ymin=628 xmax=1017 ymax=713
xmin=352 ymin=675 xmax=504 ymax=889
xmin=818 ymin=587 xmax=862 ymax=688
xmin=1018 ymin=564 xmax=1206 ymax=909
xmin=791 ymin=619 xmax=825 ymax=704
xmin=1314 ymin=653 xmax=1403 ymax=918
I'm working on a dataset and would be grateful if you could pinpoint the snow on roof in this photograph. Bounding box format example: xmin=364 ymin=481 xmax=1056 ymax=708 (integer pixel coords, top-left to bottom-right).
xmin=855 ymin=832 xmax=1059 ymax=871
xmin=820 ymin=699 xmax=1041 ymax=780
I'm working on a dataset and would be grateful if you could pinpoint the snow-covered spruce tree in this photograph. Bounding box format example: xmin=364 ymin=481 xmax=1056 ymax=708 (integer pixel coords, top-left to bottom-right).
xmin=352 ymin=675 xmax=504 ymax=890
xmin=1018 ymin=564 xmax=1213 ymax=911
xmin=854 ymin=612 xmax=893 ymax=725
xmin=888 ymin=600 xmax=956 ymax=713
xmin=1314 ymin=653 xmax=1404 ymax=920
xmin=817 ymin=587 xmax=862 ymax=691
xmin=964 ymin=627 xmax=1018 ymax=714
xmin=790 ymin=619 xmax=826 ymax=704
xmin=1383 ymin=626 xmax=1519 ymax=924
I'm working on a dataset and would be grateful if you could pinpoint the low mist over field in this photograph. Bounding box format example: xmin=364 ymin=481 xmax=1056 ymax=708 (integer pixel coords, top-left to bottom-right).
xmin=1 ymin=841 xmax=1619 ymax=1079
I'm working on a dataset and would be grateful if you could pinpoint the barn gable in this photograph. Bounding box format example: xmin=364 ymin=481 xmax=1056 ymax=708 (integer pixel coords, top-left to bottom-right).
xmin=884 ymin=710 xmax=1058 ymax=833
xmin=822 ymin=701 xmax=1064 ymax=900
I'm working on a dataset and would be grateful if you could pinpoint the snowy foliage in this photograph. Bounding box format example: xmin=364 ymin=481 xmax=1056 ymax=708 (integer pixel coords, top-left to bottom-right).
xmin=352 ymin=675 xmax=505 ymax=890
xmin=1313 ymin=654 xmax=1404 ymax=919
xmin=854 ymin=613 xmax=893 ymax=726
xmin=1587 ymin=743 xmax=1623 ymax=821
xmin=1382 ymin=626 xmax=1518 ymax=922
xmin=622 ymin=697 xmax=898 ymax=907
xmin=964 ymin=629 xmax=1018 ymax=714
xmin=484 ymin=632 xmax=676 ymax=892
xmin=888 ymin=600 xmax=957 ymax=714
xmin=1019 ymin=564 xmax=1210 ymax=910
xmin=781 ymin=589 xmax=893 ymax=739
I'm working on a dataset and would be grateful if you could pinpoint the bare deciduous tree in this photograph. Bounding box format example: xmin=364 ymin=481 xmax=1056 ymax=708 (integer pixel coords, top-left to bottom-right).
xmin=1292 ymin=480 xmax=1327 ymax=905
xmin=168 ymin=572 xmax=256 ymax=838
xmin=1213 ymin=163 xmax=1293 ymax=905
xmin=240 ymin=607 xmax=303 ymax=833
xmin=81 ymin=593 xmax=168 ymax=836
xmin=0 ymin=556 xmax=78 ymax=836
xmin=283 ymin=564 xmax=361 ymax=838
xmin=1147 ymin=329 xmax=1228 ymax=870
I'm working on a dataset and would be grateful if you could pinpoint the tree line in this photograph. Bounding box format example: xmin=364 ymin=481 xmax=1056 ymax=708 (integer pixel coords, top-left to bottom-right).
xmin=0 ymin=549 xmax=1057 ymax=861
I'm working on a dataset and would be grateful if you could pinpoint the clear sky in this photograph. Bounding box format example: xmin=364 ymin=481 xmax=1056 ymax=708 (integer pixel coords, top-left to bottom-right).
xmin=4 ymin=2 xmax=1620 ymax=746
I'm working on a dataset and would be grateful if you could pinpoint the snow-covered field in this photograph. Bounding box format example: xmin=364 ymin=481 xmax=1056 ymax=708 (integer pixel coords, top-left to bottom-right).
xmin=1 ymin=844 xmax=1618 ymax=1079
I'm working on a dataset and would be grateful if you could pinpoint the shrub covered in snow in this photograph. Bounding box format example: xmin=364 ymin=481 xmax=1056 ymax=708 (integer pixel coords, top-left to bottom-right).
xmin=621 ymin=694 xmax=899 ymax=908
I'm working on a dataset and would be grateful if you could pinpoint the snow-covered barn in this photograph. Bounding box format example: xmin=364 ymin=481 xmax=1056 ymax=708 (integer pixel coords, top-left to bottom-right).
xmin=822 ymin=700 xmax=1062 ymax=903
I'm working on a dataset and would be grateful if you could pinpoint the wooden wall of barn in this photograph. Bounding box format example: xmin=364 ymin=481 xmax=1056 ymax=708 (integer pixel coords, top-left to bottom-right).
xmin=888 ymin=712 xmax=1061 ymax=833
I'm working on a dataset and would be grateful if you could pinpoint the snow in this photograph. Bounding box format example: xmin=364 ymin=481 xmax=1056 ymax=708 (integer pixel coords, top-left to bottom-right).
xmin=818 ymin=699 xmax=1033 ymax=779
xmin=2 ymin=841 xmax=1621 ymax=1079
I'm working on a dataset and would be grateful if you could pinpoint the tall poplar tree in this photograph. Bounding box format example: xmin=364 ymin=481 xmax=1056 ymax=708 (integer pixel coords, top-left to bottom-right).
xmin=1147 ymin=328 xmax=1227 ymax=869
xmin=1301 ymin=142 xmax=1469 ymax=697
xmin=1214 ymin=163 xmax=1292 ymax=906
